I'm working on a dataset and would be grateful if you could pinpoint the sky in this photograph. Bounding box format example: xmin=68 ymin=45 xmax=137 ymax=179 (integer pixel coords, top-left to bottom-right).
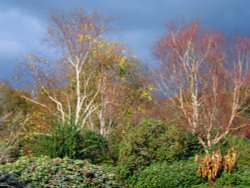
xmin=1 ymin=0 xmax=250 ymax=82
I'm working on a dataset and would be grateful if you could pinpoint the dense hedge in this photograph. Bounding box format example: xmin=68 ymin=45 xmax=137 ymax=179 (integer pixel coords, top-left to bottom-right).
xmin=136 ymin=160 xmax=205 ymax=188
xmin=134 ymin=160 xmax=250 ymax=188
xmin=215 ymin=165 xmax=250 ymax=187
xmin=27 ymin=123 xmax=110 ymax=164
xmin=117 ymin=118 xmax=200 ymax=178
xmin=0 ymin=156 xmax=120 ymax=187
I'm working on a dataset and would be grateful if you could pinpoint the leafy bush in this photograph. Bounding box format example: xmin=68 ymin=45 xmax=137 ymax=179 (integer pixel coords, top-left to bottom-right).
xmin=107 ymin=130 xmax=122 ymax=162
xmin=29 ymin=122 xmax=84 ymax=159
xmin=215 ymin=165 xmax=250 ymax=187
xmin=0 ymin=172 xmax=26 ymax=188
xmin=136 ymin=160 xmax=205 ymax=188
xmin=80 ymin=130 xmax=110 ymax=164
xmin=117 ymin=118 xmax=198 ymax=177
xmin=186 ymin=133 xmax=203 ymax=156
xmin=0 ymin=156 xmax=120 ymax=187
xmin=28 ymin=122 xmax=110 ymax=164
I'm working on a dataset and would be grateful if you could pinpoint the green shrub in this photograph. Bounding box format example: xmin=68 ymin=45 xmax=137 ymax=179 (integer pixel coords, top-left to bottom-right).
xmin=186 ymin=133 xmax=203 ymax=156
xmin=29 ymin=122 xmax=84 ymax=159
xmin=28 ymin=122 xmax=110 ymax=164
xmin=80 ymin=130 xmax=110 ymax=164
xmin=136 ymin=160 xmax=205 ymax=188
xmin=216 ymin=172 xmax=239 ymax=187
xmin=117 ymin=118 xmax=198 ymax=178
xmin=216 ymin=165 xmax=250 ymax=187
xmin=107 ymin=129 xmax=123 ymax=163
xmin=0 ymin=156 xmax=120 ymax=187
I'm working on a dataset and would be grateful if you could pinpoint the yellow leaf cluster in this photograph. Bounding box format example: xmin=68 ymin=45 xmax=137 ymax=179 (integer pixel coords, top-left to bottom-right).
xmin=119 ymin=57 xmax=127 ymax=69
xmin=78 ymin=34 xmax=84 ymax=43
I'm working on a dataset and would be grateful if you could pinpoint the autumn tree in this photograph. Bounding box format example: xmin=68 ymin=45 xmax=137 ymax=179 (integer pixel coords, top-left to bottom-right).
xmin=154 ymin=21 xmax=250 ymax=152
xmin=18 ymin=9 xmax=142 ymax=137
xmin=0 ymin=82 xmax=31 ymax=162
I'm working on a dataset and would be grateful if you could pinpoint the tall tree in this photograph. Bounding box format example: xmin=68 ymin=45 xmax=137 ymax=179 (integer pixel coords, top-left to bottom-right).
xmin=18 ymin=9 xmax=141 ymax=137
xmin=154 ymin=21 xmax=250 ymax=152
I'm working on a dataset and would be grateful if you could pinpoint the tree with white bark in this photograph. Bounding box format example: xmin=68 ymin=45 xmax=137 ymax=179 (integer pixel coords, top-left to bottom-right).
xmin=19 ymin=10 xmax=135 ymax=137
xmin=154 ymin=22 xmax=250 ymax=152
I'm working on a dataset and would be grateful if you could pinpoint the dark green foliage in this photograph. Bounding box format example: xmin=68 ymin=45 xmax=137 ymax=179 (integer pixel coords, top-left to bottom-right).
xmin=107 ymin=130 xmax=122 ymax=162
xmin=136 ymin=160 xmax=205 ymax=188
xmin=0 ymin=172 xmax=26 ymax=188
xmin=29 ymin=122 xmax=110 ymax=164
xmin=216 ymin=172 xmax=239 ymax=187
xmin=215 ymin=165 xmax=250 ymax=187
xmin=117 ymin=118 xmax=195 ymax=178
xmin=29 ymin=123 xmax=84 ymax=159
xmin=0 ymin=156 xmax=120 ymax=187
xmin=186 ymin=133 xmax=203 ymax=156
xmin=80 ymin=130 xmax=110 ymax=164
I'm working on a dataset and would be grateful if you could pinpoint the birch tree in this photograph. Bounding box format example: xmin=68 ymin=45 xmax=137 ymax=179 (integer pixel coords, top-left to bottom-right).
xmin=19 ymin=11 xmax=102 ymax=129
xmin=19 ymin=10 xmax=135 ymax=137
xmin=154 ymin=22 xmax=250 ymax=152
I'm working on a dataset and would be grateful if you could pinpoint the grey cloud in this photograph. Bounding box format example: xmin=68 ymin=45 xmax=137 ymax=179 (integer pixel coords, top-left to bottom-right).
xmin=1 ymin=0 xmax=250 ymax=82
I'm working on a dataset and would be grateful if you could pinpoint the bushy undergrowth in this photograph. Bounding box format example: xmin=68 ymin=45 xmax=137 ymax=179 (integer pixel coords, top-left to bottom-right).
xmin=27 ymin=123 xmax=110 ymax=164
xmin=0 ymin=156 xmax=120 ymax=187
xmin=1 ymin=118 xmax=249 ymax=187
xmin=117 ymin=118 xmax=200 ymax=179
xmin=80 ymin=131 xmax=111 ymax=164
xmin=215 ymin=165 xmax=250 ymax=187
xmin=136 ymin=160 xmax=205 ymax=188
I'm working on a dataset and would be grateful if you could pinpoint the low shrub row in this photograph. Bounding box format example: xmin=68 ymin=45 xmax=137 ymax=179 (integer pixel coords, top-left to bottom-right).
xmin=0 ymin=118 xmax=249 ymax=187
xmin=136 ymin=160 xmax=205 ymax=188
xmin=1 ymin=156 xmax=248 ymax=187
xmin=134 ymin=161 xmax=250 ymax=188
xmin=0 ymin=156 xmax=120 ymax=187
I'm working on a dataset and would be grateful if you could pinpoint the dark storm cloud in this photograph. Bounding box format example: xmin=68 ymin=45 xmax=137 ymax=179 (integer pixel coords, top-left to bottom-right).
xmin=1 ymin=0 xmax=250 ymax=81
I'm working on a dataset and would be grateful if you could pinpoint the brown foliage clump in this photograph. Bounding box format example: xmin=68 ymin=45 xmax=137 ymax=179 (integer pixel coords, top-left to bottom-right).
xmin=195 ymin=147 xmax=237 ymax=182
